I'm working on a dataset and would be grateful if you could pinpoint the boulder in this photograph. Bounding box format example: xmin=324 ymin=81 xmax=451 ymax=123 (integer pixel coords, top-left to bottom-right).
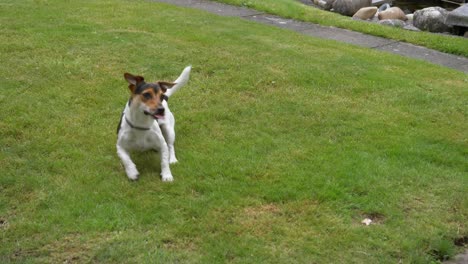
xmin=378 ymin=3 xmax=391 ymax=12
xmin=378 ymin=19 xmax=406 ymax=28
xmin=406 ymin=13 xmax=413 ymax=23
xmin=446 ymin=4 xmax=468 ymax=28
xmin=317 ymin=0 xmax=336 ymax=10
xmin=378 ymin=7 xmax=407 ymax=21
xmin=333 ymin=0 xmax=372 ymax=16
xmin=353 ymin=6 xmax=378 ymax=20
xmin=326 ymin=0 xmax=337 ymax=10
xmin=371 ymin=0 xmax=392 ymax=6
xmin=403 ymin=24 xmax=420 ymax=31
xmin=413 ymin=7 xmax=452 ymax=33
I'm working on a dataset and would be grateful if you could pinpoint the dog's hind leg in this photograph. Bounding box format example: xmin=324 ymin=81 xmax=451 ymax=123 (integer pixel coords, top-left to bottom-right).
xmin=116 ymin=144 xmax=139 ymax=180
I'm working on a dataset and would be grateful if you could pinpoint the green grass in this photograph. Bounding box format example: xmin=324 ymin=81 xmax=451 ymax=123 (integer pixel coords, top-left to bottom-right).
xmin=215 ymin=0 xmax=468 ymax=57
xmin=1 ymin=0 xmax=467 ymax=263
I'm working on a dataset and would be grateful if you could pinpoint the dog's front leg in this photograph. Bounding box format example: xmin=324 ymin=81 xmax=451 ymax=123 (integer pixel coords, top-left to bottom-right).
xmin=161 ymin=124 xmax=178 ymax=164
xmin=116 ymin=144 xmax=139 ymax=180
xmin=158 ymin=136 xmax=173 ymax=182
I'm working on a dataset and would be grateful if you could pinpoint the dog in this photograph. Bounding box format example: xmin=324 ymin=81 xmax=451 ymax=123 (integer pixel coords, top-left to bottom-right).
xmin=116 ymin=66 xmax=191 ymax=181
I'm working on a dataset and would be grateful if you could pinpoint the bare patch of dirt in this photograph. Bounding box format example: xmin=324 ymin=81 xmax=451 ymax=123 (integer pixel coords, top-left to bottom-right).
xmin=11 ymin=248 xmax=39 ymax=260
xmin=243 ymin=203 xmax=281 ymax=218
xmin=359 ymin=212 xmax=386 ymax=225
xmin=237 ymin=203 xmax=283 ymax=236
xmin=454 ymin=236 xmax=468 ymax=247
xmin=366 ymin=212 xmax=385 ymax=223
xmin=39 ymin=232 xmax=122 ymax=263
xmin=161 ymin=238 xmax=197 ymax=251
xmin=0 ymin=218 xmax=8 ymax=229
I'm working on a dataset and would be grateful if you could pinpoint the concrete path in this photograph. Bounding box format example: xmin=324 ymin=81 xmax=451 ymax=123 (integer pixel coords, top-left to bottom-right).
xmin=444 ymin=249 xmax=468 ymax=264
xmin=154 ymin=0 xmax=468 ymax=73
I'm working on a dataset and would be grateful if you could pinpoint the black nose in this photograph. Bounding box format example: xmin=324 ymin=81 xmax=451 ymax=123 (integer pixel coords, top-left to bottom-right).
xmin=156 ymin=107 xmax=165 ymax=115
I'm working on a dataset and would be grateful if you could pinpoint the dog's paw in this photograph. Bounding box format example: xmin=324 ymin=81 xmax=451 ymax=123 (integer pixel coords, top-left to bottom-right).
xmin=126 ymin=168 xmax=139 ymax=181
xmin=169 ymin=157 xmax=178 ymax=164
xmin=161 ymin=173 xmax=174 ymax=182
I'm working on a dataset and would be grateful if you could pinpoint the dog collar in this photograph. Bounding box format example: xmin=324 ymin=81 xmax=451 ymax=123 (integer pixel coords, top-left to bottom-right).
xmin=124 ymin=116 xmax=151 ymax=131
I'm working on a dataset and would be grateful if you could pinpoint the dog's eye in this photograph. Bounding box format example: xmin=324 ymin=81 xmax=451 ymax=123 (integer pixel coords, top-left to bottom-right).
xmin=142 ymin=93 xmax=152 ymax=100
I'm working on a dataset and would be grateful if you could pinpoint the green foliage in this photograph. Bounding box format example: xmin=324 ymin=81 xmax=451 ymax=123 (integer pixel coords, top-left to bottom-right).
xmin=1 ymin=0 xmax=466 ymax=263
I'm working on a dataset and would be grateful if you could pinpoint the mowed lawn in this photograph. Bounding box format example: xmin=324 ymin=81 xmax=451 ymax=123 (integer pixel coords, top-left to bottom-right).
xmin=0 ymin=0 xmax=466 ymax=263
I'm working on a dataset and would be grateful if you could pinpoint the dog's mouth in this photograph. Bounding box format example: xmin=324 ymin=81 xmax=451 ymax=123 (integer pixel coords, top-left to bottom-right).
xmin=144 ymin=111 xmax=165 ymax=120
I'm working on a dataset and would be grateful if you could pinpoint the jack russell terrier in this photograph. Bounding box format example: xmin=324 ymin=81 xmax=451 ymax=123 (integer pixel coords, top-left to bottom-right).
xmin=116 ymin=66 xmax=191 ymax=181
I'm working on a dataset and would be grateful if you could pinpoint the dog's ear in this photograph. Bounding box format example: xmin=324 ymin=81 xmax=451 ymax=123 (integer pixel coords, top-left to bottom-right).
xmin=124 ymin=73 xmax=144 ymax=85
xmin=158 ymin=81 xmax=176 ymax=93
xmin=124 ymin=73 xmax=144 ymax=93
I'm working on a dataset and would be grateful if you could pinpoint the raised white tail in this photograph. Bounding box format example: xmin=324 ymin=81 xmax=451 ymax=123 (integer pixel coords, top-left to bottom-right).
xmin=165 ymin=65 xmax=191 ymax=98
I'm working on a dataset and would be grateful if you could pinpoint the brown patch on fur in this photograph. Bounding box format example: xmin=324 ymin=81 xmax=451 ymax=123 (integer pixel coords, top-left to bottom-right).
xmin=128 ymin=84 xmax=136 ymax=93
xmin=139 ymin=88 xmax=163 ymax=112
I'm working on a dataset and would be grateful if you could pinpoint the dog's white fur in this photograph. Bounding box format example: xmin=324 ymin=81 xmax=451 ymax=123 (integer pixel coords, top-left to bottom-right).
xmin=116 ymin=66 xmax=191 ymax=181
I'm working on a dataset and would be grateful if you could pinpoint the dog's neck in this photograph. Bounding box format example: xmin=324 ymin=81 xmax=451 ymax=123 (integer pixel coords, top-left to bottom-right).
xmin=124 ymin=100 xmax=154 ymax=129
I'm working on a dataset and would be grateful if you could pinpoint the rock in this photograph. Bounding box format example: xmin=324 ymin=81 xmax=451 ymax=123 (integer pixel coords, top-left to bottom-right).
xmin=446 ymin=4 xmax=468 ymax=36
xmin=379 ymin=19 xmax=406 ymax=28
xmin=446 ymin=4 xmax=468 ymax=28
xmin=332 ymin=0 xmax=372 ymax=16
xmin=317 ymin=0 xmax=336 ymax=10
xmin=464 ymin=31 xmax=468 ymax=37
xmin=413 ymin=7 xmax=452 ymax=33
xmin=403 ymin=24 xmax=420 ymax=31
xmin=378 ymin=7 xmax=407 ymax=21
xmin=325 ymin=0 xmax=337 ymax=10
xmin=315 ymin=0 xmax=325 ymax=7
xmin=378 ymin=3 xmax=391 ymax=12
xmin=406 ymin=13 xmax=413 ymax=23
xmin=369 ymin=15 xmax=379 ymax=22
xmin=361 ymin=218 xmax=372 ymax=226
xmin=371 ymin=0 xmax=392 ymax=6
xmin=353 ymin=6 xmax=378 ymax=20
xmin=445 ymin=249 xmax=468 ymax=264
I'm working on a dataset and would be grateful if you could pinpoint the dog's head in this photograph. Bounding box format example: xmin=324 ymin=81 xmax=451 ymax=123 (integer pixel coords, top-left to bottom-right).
xmin=124 ymin=73 xmax=175 ymax=120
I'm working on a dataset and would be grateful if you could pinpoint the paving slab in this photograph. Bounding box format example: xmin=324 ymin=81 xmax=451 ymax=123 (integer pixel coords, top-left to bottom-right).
xmin=376 ymin=41 xmax=468 ymax=72
xmin=444 ymin=249 xmax=468 ymax=264
xmin=154 ymin=0 xmax=468 ymax=73
xmin=299 ymin=24 xmax=395 ymax=48
xmin=247 ymin=14 xmax=396 ymax=48
xmin=247 ymin=14 xmax=319 ymax=31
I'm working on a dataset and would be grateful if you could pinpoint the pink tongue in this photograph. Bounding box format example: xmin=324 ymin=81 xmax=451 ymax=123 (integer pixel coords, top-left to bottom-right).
xmin=154 ymin=114 xmax=165 ymax=120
